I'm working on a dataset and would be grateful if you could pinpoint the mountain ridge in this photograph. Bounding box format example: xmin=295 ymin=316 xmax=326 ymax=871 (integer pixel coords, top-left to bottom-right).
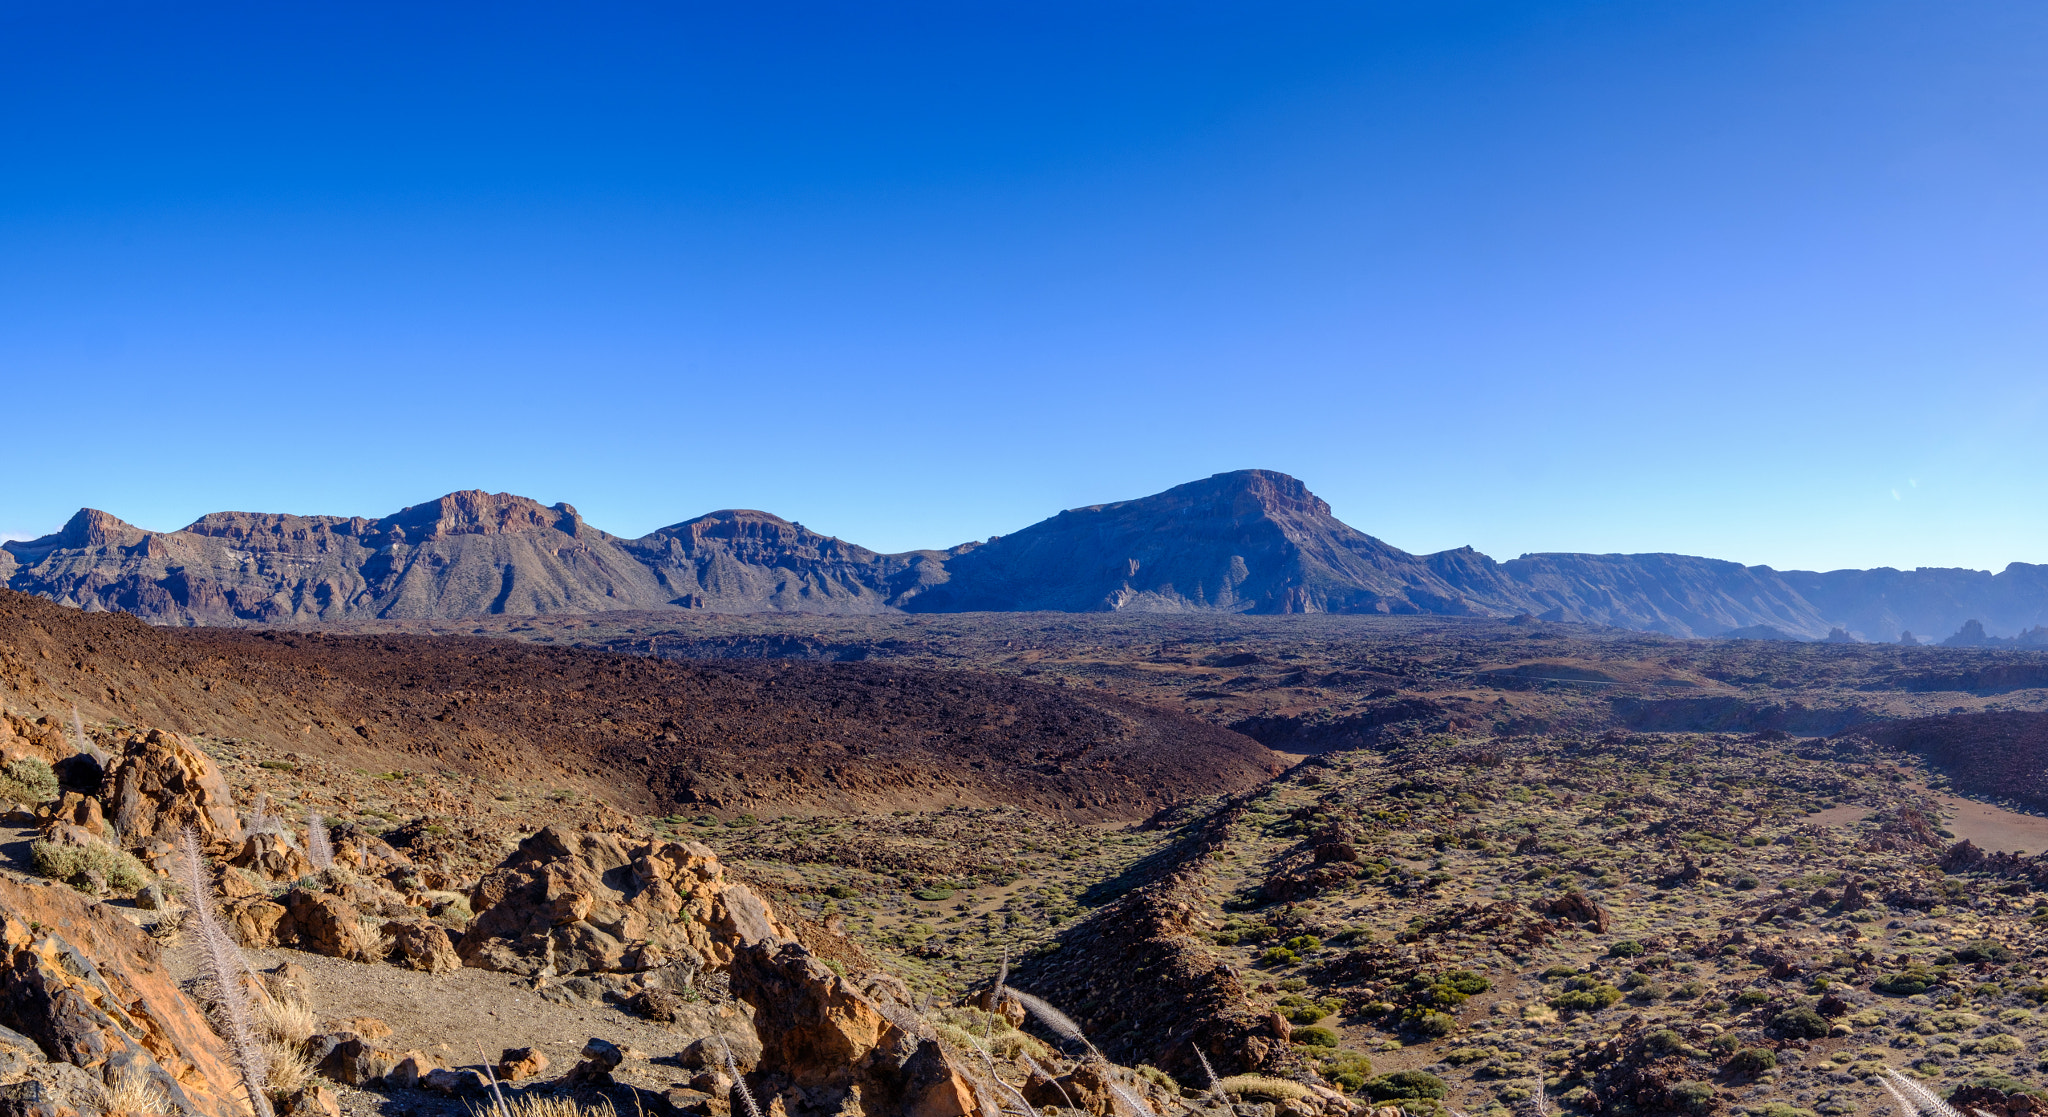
xmin=9 ymin=469 xmax=2047 ymax=641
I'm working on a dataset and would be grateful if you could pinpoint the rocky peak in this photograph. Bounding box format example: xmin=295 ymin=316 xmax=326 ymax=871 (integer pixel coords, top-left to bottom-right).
xmin=39 ymin=509 xmax=150 ymax=553
xmin=370 ymin=490 xmax=584 ymax=543
xmin=643 ymin=509 xmax=877 ymax=561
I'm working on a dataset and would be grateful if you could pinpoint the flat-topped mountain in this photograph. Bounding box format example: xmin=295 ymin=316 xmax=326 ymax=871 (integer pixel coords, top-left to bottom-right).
xmin=10 ymin=470 xmax=2048 ymax=640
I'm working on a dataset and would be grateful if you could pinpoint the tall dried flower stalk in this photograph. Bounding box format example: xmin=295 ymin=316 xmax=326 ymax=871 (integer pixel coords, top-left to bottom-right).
xmin=177 ymin=828 xmax=273 ymax=1117
xmin=305 ymin=813 xmax=333 ymax=871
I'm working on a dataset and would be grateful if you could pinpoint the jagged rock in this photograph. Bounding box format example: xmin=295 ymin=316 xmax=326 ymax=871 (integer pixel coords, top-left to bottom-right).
xmin=420 ymin=1067 xmax=490 ymax=1096
xmin=0 ymin=1060 xmax=104 ymax=1117
xmin=229 ymin=832 xmax=313 ymax=882
xmin=281 ymin=891 xmax=379 ymax=962
xmin=381 ymin=920 xmax=459 ymax=974
xmin=312 ymin=1036 xmax=401 ymax=1086
xmin=278 ymin=1085 xmax=342 ymax=1117
xmin=385 ymin=1051 xmax=438 ymax=1089
xmin=39 ymin=795 xmax=107 ymax=841
xmin=1534 ymin=890 xmax=1611 ymax=932
xmin=730 ymin=939 xmax=981 ymax=1117
xmin=496 ymin=1048 xmax=548 ymax=1082
xmin=460 ymin=826 xmax=787 ymax=976
xmin=221 ymin=899 xmax=287 ymax=948
xmin=671 ymin=1002 xmax=763 ymax=1072
xmin=102 ymin=729 xmax=241 ymax=846
xmin=0 ymin=875 xmax=246 ymax=1115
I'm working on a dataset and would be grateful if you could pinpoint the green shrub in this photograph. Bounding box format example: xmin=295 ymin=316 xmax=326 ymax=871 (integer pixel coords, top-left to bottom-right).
xmin=1707 ymin=1034 xmax=1741 ymax=1056
xmin=1441 ymin=970 xmax=1491 ymax=995
xmin=1407 ymin=1010 xmax=1457 ymax=1037
xmin=1954 ymin=939 xmax=2015 ymax=965
xmin=1727 ymin=1047 xmax=1777 ymax=1075
xmin=1672 ymin=1081 xmax=1716 ymax=1114
xmin=825 ymin=884 xmax=859 ymax=899
xmin=1875 ymin=970 xmax=1934 ymax=996
xmin=29 ymin=839 xmax=150 ymax=894
xmin=912 ymin=887 xmax=955 ymax=901
xmin=1608 ymin=939 xmax=1646 ymax=958
xmin=1259 ymin=947 xmax=1301 ymax=967
xmin=1365 ymin=1071 xmax=1447 ymax=1102
xmin=1734 ymin=988 xmax=1773 ymax=1006
xmin=1284 ymin=934 xmax=1322 ymax=953
xmin=1426 ymin=983 xmax=1469 ymax=1008
xmin=1291 ymin=1025 xmax=1339 ymax=1048
xmin=1672 ymin=981 xmax=1706 ymax=1000
xmin=1773 ymin=1007 xmax=1829 ymax=1039
xmin=0 ymin=759 xmax=58 ymax=804
xmin=1732 ymin=873 xmax=1761 ymax=890
xmin=1317 ymin=1050 xmax=1373 ymax=1093
xmin=1539 ymin=965 xmax=1577 ymax=981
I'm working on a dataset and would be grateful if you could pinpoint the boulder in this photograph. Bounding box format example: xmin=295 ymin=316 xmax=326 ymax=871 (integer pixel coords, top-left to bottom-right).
xmin=420 ymin=1067 xmax=490 ymax=1096
xmin=312 ymin=1036 xmax=401 ymax=1086
xmin=380 ymin=920 xmax=459 ymax=974
xmin=280 ymin=891 xmax=380 ymax=963
xmin=460 ymin=826 xmax=787 ymax=976
xmin=39 ymin=795 xmax=107 ymax=842
xmin=277 ymin=1085 xmax=342 ymax=1117
xmin=0 ymin=875 xmax=247 ymax=1115
xmin=229 ymin=832 xmax=312 ymax=883
xmin=103 ymin=730 xmax=241 ymax=846
xmin=495 ymin=1047 xmax=548 ymax=1082
xmin=730 ymin=939 xmax=982 ymax=1117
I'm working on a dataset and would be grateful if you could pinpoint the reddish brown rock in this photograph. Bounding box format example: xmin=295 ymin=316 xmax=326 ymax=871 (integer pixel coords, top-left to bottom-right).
xmin=380 ymin=920 xmax=459 ymax=974
xmin=496 ymin=1047 xmax=549 ymax=1082
xmin=0 ymin=875 xmax=247 ymax=1115
xmin=103 ymin=729 xmax=242 ymax=846
xmin=230 ymin=832 xmax=313 ymax=883
xmin=460 ymin=826 xmax=785 ymax=976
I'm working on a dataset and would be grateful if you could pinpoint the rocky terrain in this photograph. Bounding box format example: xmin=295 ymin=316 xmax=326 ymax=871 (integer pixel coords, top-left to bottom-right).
xmin=13 ymin=470 xmax=2048 ymax=639
xmin=2 ymin=585 xmax=2048 ymax=1116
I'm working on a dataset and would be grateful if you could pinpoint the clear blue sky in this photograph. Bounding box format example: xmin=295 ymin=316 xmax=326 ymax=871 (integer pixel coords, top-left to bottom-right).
xmin=3 ymin=1 xmax=2045 ymax=572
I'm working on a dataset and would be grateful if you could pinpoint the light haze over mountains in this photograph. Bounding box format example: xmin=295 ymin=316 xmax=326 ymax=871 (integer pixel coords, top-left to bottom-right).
xmin=6 ymin=470 xmax=2044 ymax=644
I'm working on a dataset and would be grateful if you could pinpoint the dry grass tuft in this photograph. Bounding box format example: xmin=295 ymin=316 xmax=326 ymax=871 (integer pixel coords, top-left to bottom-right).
xmin=98 ymin=1071 xmax=174 ymax=1116
xmin=467 ymin=1097 xmax=619 ymax=1117
xmin=1218 ymin=1075 xmax=1313 ymax=1102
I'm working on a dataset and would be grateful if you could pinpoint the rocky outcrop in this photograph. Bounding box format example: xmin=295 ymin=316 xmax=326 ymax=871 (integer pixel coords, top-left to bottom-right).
xmin=459 ymin=825 xmax=786 ymax=976
xmin=103 ymin=729 xmax=242 ymax=846
xmin=0 ymin=874 xmax=249 ymax=1115
xmin=730 ymin=941 xmax=979 ymax=1117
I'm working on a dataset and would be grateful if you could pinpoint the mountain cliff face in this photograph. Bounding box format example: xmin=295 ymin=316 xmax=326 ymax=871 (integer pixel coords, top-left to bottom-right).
xmin=8 ymin=471 xmax=2047 ymax=641
xmin=903 ymin=470 xmax=1522 ymax=615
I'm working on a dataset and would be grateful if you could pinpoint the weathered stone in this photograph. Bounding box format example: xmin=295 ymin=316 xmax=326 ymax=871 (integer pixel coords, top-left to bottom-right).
xmin=0 ymin=875 xmax=245 ymax=1116
xmin=229 ymin=832 xmax=313 ymax=883
xmin=102 ymin=729 xmax=241 ymax=846
xmin=280 ymin=890 xmax=378 ymax=962
xmin=495 ymin=1047 xmax=548 ymax=1082
xmin=460 ymin=826 xmax=787 ymax=976
xmin=386 ymin=1051 xmax=437 ymax=1089
xmin=313 ymin=1037 xmax=400 ymax=1086
xmin=381 ymin=919 xmax=459 ymax=974
xmin=277 ymin=1085 xmax=342 ymax=1117
xmin=420 ymin=1067 xmax=491 ymax=1096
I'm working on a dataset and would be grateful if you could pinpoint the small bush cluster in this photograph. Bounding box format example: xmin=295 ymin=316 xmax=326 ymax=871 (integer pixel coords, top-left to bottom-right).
xmin=0 ymin=758 xmax=58 ymax=804
xmin=30 ymin=838 xmax=150 ymax=893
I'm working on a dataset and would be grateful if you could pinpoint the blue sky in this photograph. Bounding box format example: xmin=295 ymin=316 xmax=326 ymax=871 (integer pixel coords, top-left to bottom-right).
xmin=3 ymin=1 xmax=2045 ymax=572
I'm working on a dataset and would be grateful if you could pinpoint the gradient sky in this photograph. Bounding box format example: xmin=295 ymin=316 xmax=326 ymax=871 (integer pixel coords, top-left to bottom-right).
xmin=3 ymin=1 xmax=2045 ymax=572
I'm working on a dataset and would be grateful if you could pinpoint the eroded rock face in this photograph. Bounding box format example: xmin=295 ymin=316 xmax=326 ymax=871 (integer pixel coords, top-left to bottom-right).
xmin=230 ymin=832 xmax=313 ymax=882
xmin=730 ymin=941 xmax=979 ymax=1117
xmin=103 ymin=729 xmax=242 ymax=846
xmin=459 ymin=826 xmax=787 ymax=976
xmin=0 ymin=875 xmax=248 ymax=1115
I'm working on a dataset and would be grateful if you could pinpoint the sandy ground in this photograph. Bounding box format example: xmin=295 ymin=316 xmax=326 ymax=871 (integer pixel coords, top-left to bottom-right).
xmin=1805 ymin=787 xmax=2048 ymax=854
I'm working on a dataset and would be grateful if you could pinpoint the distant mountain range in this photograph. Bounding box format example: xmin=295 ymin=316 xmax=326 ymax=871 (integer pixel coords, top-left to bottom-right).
xmin=7 ymin=469 xmax=2047 ymax=642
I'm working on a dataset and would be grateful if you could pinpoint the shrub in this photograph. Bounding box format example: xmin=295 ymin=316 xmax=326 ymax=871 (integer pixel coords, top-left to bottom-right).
xmin=912 ymin=887 xmax=955 ymax=901
xmin=1259 ymin=947 xmax=1300 ymax=968
xmin=1874 ymin=970 xmax=1934 ymax=996
xmin=1732 ymin=873 xmax=1761 ymax=890
xmin=1733 ymin=988 xmax=1773 ymax=1007
xmin=30 ymin=838 xmax=150 ymax=893
xmin=1773 ymin=1007 xmax=1828 ymax=1039
xmin=1608 ymin=939 xmax=1646 ymax=958
xmin=1284 ymin=934 xmax=1322 ymax=953
xmin=1954 ymin=939 xmax=2015 ymax=965
xmin=1672 ymin=981 xmax=1706 ymax=1000
xmin=1407 ymin=1010 xmax=1457 ymax=1037
xmin=1441 ymin=970 xmax=1491 ymax=995
xmin=1365 ymin=1071 xmax=1447 ymax=1102
xmin=1726 ymin=1047 xmax=1776 ymax=1075
xmin=1317 ymin=1050 xmax=1373 ymax=1093
xmin=1426 ymin=983 xmax=1469 ymax=1008
xmin=0 ymin=759 xmax=57 ymax=804
xmin=1971 ymin=1034 xmax=2025 ymax=1055
xmin=825 ymin=884 xmax=859 ymax=899
xmin=1672 ymin=1081 xmax=1716 ymax=1114
xmin=1539 ymin=965 xmax=1577 ymax=981
xmin=1291 ymin=1025 xmax=1339 ymax=1048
